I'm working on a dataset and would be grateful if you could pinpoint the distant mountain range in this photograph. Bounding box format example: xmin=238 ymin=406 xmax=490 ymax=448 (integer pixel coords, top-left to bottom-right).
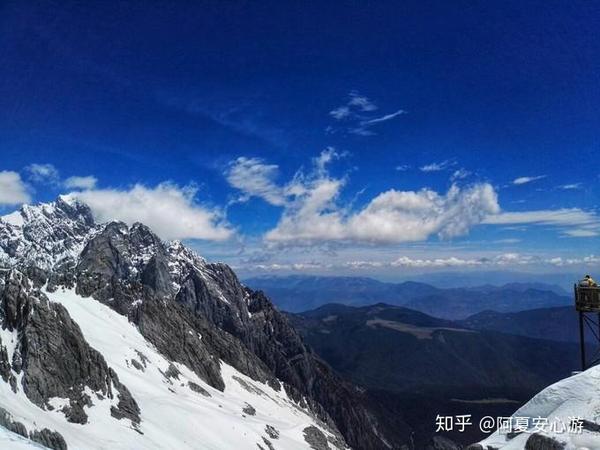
xmin=461 ymin=306 xmax=593 ymax=343
xmin=407 ymin=271 xmax=577 ymax=292
xmin=288 ymin=303 xmax=585 ymax=447
xmin=245 ymin=275 xmax=573 ymax=319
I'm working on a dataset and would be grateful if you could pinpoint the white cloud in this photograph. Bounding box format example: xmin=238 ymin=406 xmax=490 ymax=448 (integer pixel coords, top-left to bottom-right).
xmin=420 ymin=160 xmax=456 ymax=172
xmin=562 ymin=229 xmax=599 ymax=238
xmin=329 ymin=91 xmax=377 ymax=121
xmin=347 ymin=91 xmax=378 ymax=111
xmin=558 ymin=183 xmax=582 ymax=190
xmin=225 ymin=157 xmax=285 ymax=206
xmin=391 ymin=256 xmax=483 ymax=268
xmin=64 ymin=175 xmax=98 ymax=190
xmin=512 ymin=175 xmax=547 ymax=185
xmin=0 ymin=171 xmax=31 ymax=205
xmin=25 ymin=163 xmax=60 ymax=185
xmin=361 ymin=110 xmax=406 ymax=125
xmin=389 ymin=253 xmax=567 ymax=268
xmin=547 ymin=255 xmax=600 ymax=266
xmin=348 ymin=126 xmax=377 ymax=136
xmin=328 ymin=91 xmax=404 ymax=136
xmin=493 ymin=238 xmax=521 ymax=244
xmin=251 ymin=262 xmax=326 ymax=272
xmin=451 ymin=168 xmax=471 ymax=181
xmin=395 ymin=165 xmax=411 ymax=171
xmin=483 ymin=208 xmax=598 ymax=227
xmin=236 ymin=249 xmax=600 ymax=274
xmin=254 ymin=151 xmax=500 ymax=247
xmin=67 ymin=183 xmax=232 ymax=241
xmin=483 ymin=208 xmax=600 ymax=238
xmin=344 ymin=260 xmax=385 ymax=269
xmin=329 ymin=106 xmax=352 ymax=120
xmin=25 ymin=162 xmax=98 ymax=191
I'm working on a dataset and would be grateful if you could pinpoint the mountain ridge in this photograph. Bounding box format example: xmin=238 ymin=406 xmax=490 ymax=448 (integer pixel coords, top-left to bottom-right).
xmin=245 ymin=274 xmax=572 ymax=319
xmin=0 ymin=198 xmax=406 ymax=449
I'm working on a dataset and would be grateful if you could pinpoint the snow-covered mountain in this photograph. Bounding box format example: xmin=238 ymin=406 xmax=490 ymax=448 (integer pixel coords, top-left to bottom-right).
xmin=0 ymin=197 xmax=397 ymax=450
xmin=470 ymin=366 xmax=600 ymax=450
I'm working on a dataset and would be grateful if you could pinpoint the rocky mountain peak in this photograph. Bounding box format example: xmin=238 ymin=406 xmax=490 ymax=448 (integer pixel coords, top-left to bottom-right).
xmin=0 ymin=197 xmax=402 ymax=449
xmin=0 ymin=197 xmax=100 ymax=274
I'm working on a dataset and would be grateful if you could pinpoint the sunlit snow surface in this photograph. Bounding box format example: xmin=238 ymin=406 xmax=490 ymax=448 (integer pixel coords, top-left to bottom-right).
xmin=0 ymin=427 xmax=44 ymax=449
xmin=0 ymin=287 xmax=338 ymax=449
xmin=479 ymin=366 xmax=600 ymax=449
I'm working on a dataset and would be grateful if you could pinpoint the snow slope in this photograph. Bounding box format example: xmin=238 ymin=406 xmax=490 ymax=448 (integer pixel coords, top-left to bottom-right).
xmin=0 ymin=287 xmax=341 ymax=450
xmin=0 ymin=426 xmax=45 ymax=449
xmin=479 ymin=366 xmax=600 ymax=449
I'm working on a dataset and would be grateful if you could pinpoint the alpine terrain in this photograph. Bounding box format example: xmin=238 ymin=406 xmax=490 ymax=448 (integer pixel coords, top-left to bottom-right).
xmin=0 ymin=197 xmax=407 ymax=450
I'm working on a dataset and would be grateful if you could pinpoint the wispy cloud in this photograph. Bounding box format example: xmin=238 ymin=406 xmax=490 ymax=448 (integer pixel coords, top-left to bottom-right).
xmin=562 ymin=229 xmax=599 ymax=237
xmin=360 ymin=110 xmax=406 ymax=125
xmin=225 ymin=157 xmax=286 ymax=206
xmin=420 ymin=159 xmax=457 ymax=172
xmin=328 ymin=91 xmax=405 ymax=136
xmin=25 ymin=163 xmax=60 ymax=185
xmin=241 ymin=252 xmax=600 ymax=273
xmin=557 ymin=183 xmax=582 ymax=190
xmin=360 ymin=253 xmax=600 ymax=269
xmin=493 ymin=238 xmax=521 ymax=244
xmin=483 ymin=208 xmax=598 ymax=227
xmin=25 ymin=163 xmax=98 ymax=191
xmin=451 ymin=168 xmax=471 ymax=181
xmin=512 ymin=175 xmax=547 ymax=185
xmin=395 ymin=164 xmax=411 ymax=171
xmin=484 ymin=208 xmax=600 ymax=238
xmin=347 ymin=92 xmax=378 ymax=111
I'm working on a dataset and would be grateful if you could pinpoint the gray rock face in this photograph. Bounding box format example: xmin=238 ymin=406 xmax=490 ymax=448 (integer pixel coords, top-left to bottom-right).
xmin=265 ymin=424 xmax=280 ymax=439
xmin=0 ymin=269 xmax=140 ymax=426
xmin=0 ymin=406 xmax=67 ymax=450
xmin=242 ymin=403 xmax=256 ymax=416
xmin=29 ymin=428 xmax=68 ymax=450
xmin=525 ymin=433 xmax=566 ymax=450
xmin=75 ymin=215 xmax=395 ymax=448
xmin=303 ymin=425 xmax=331 ymax=450
xmin=0 ymin=198 xmax=411 ymax=449
xmin=0 ymin=406 xmax=28 ymax=439
xmin=188 ymin=381 xmax=211 ymax=397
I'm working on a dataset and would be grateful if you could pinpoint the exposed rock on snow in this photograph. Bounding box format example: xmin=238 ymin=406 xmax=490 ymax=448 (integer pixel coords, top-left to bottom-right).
xmin=0 ymin=198 xmax=395 ymax=449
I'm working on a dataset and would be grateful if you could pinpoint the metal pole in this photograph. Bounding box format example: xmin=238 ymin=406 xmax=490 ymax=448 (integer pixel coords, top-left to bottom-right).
xmin=580 ymin=311 xmax=586 ymax=371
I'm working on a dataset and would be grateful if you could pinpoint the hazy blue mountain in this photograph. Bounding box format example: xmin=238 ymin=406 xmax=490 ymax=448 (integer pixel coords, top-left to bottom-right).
xmin=461 ymin=306 xmax=591 ymax=343
xmin=407 ymin=271 xmax=577 ymax=292
xmin=245 ymin=275 xmax=572 ymax=319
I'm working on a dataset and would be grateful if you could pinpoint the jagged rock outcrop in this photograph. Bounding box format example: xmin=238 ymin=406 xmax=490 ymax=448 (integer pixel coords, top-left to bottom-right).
xmin=70 ymin=211 xmax=394 ymax=448
xmin=0 ymin=197 xmax=409 ymax=449
xmin=0 ymin=269 xmax=140 ymax=426
xmin=0 ymin=406 xmax=67 ymax=450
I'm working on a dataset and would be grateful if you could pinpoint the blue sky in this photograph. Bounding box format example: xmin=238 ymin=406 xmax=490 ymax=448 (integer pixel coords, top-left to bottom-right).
xmin=1 ymin=0 xmax=599 ymax=278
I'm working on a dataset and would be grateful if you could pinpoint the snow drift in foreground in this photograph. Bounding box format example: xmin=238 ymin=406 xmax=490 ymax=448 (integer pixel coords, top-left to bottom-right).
xmin=478 ymin=365 xmax=600 ymax=449
xmin=0 ymin=287 xmax=340 ymax=450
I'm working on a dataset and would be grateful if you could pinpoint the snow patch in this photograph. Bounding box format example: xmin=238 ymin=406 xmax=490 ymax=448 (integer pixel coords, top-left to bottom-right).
xmin=479 ymin=366 xmax=600 ymax=449
xmin=0 ymin=286 xmax=344 ymax=449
